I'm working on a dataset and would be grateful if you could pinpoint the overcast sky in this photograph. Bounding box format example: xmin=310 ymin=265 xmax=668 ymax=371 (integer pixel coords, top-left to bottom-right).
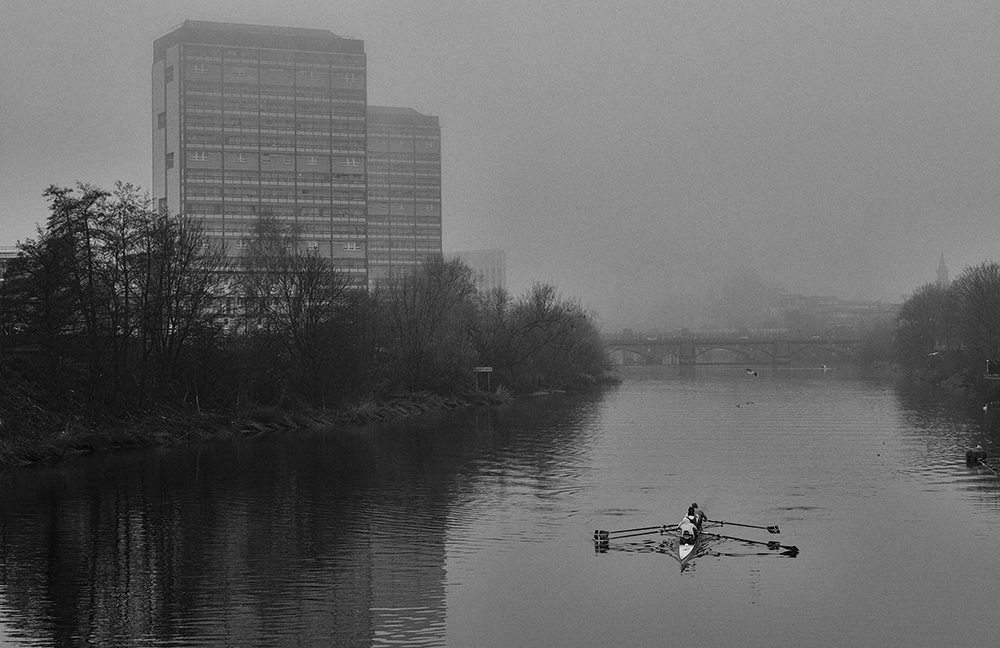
xmin=2 ymin=0 xmax=998 ymax=328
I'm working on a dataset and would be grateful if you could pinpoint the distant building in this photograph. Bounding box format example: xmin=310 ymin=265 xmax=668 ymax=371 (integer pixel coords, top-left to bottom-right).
xmin=152 ymin=20 xmax=369 ymax=283
xmin=778 ymin=293 xmax=898 ymax=336
xmin=0 ymin=246 xmax=16 ymax=269
xmin=937 ymin=253 xmax=949 ymax=288
xmin=366 ymin=106 xmax=442 ymax=287
xmin=449 ymin=249 xmax=506 ymax=292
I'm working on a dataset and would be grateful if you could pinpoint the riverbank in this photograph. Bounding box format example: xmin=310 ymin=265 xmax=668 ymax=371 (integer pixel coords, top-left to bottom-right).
xmin=0 ymin=389 xmax=514 ymax=473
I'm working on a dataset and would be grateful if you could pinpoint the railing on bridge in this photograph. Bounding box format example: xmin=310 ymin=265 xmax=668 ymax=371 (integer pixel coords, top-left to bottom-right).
xmin=609 ymin=328 xmax=792 ymax=343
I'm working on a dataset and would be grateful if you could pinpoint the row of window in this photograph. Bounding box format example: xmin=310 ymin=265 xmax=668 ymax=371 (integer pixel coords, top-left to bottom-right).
xmin=165 ymin=63 xmax=363 ymax=84
xmin=183 ymin=85 xmax=365 ymax=103
xmin=212 ymin=239 xmax=363 ymax=252
xmin=188 ymin=63 xmax=363 ymax=82
xmin=185 ymin=151 xmax=363 ymax=165
xmin=184 ymin=116 xmax=364 ymax=131
xmin=181 ymin=96 xmax=366 ymax=111
xmin=185 ymin=168 xmax=364 ymax=181
xmin=183 ymin=46 xmax=364 ymax=68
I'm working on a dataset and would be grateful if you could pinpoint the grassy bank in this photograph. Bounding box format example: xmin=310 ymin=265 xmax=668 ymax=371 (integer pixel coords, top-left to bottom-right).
xmin=0 ymin=390 xmax=512 ymax=473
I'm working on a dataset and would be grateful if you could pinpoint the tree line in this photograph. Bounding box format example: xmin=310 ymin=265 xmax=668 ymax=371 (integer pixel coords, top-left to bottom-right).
xmin=894 ymin=261 xmax=1000 ymax=386
xmin=0 ymin=183 xmax=611 ymax=434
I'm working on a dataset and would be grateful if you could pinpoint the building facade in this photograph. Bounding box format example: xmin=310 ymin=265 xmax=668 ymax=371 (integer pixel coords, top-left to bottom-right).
xmin=152 ymin=20 xmax=369 ymax=282
xmin=448 ymin=249 xmax=506 ymax=293
xmin=365 ymin=106 xmax=442 ymax=287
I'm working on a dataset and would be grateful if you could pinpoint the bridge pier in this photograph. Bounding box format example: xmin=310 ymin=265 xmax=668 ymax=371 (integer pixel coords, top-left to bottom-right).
xmin=678 ymin=341 xmax=696 ymax=366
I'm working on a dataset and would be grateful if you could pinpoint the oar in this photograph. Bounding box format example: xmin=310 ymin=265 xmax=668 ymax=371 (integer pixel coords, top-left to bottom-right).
xmin=595 ymin=525 xmax=664 ymax=536
xmin=594 ymin=525 xmax=676 ymax=541
xmin=708 ymin=519 xmax=781 ymax=534
xmin=703 ymin=531 xmax=798 ymax=554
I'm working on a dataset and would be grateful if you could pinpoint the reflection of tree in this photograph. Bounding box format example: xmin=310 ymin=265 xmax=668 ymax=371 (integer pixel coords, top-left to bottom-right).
xmin=0 ymin=396 xmax=595 ymax=646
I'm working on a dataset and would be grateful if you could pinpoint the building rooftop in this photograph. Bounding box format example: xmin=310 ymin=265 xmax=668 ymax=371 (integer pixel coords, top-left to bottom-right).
xmin=154 ymin=19 xmax=364 ymax=60
xmin=368 ymin=105 xmax=439 ymax=124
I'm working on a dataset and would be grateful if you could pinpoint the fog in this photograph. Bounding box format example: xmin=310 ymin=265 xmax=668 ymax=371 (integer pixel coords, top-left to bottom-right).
xmin=2 ymin=0 xmax=998 ymax=329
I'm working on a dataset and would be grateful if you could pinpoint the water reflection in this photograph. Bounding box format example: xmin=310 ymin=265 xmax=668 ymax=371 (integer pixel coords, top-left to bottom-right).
xmin=890 ymin=382 xmax=1000 ymax=494
xmin=0 ymin=395 xmax=598 ymax=647
xmin=4 ymin=372 xmax=1000 ymax=646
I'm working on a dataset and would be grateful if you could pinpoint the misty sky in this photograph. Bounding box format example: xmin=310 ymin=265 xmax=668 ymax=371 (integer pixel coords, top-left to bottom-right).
xmin=2 ymin=0 xmax=998 ymax=328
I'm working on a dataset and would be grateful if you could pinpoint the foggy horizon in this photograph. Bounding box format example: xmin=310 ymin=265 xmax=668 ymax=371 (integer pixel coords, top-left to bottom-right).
xmin=3 ymin=1 xmax=998 ymax=329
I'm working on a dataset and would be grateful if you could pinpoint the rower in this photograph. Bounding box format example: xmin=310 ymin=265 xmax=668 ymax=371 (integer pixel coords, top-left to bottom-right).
xmin=678 ymin=507 xmax=699 ymax=543
xmin=691 ymin=503 xmax=706 ymax=530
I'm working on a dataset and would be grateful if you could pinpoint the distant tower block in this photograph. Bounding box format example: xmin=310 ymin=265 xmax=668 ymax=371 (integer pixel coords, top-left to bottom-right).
xmin=937 ymin=253 xmax=949 ymax=287
xmin=448 ymin=249 xmax=506 ymax=292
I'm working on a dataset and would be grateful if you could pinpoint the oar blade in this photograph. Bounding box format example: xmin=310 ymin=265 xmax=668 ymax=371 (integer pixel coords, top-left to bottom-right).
xmin=767 ymin=525 xmax=781 ymax=534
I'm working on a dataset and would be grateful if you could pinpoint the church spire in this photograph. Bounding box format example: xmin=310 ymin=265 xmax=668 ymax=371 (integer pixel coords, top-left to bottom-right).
xmin=937 ymin=253 xmax=949 ymax=287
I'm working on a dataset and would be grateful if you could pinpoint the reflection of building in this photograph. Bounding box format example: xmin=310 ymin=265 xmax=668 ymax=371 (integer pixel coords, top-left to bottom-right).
xmin=152 ymin=20 xmax=369 ymax=282
xmin=448 ymin=249 xmax=506 ymax=292
xmin=366 ymin=106 xmax=442 ymax=287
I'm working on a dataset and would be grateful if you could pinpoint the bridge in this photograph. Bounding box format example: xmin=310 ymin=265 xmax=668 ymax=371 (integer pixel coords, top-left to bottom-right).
xmin=603 ymin=330 xmax=863 ymax=366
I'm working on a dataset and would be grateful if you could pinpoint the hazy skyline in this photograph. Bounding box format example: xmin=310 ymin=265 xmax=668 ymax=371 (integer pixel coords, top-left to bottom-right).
xmin=2 ymin=0 xmax=998 ymax=328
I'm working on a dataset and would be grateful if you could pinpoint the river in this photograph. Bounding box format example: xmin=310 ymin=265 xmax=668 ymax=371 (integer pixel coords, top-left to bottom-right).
xmin=1 ymin=366 xmax=999 ymax=647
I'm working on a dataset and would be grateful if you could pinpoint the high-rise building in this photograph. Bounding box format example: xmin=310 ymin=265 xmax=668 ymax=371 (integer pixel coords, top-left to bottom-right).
xmin=366 ymin=106 xmax=442 ymax=287
xmin=152 ymin=20 xmax=369 ymax=282
xmin=448 ymin=249 xmax=506 ymax=292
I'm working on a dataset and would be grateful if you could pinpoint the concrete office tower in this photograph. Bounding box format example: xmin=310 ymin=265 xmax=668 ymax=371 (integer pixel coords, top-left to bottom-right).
xmin=448 ymin=249 xmax=506 ymax=293
xmin=152 ymin=20 xmax=369 ymax=282
xmin=366 ymin=106 xmax=442 ymax=287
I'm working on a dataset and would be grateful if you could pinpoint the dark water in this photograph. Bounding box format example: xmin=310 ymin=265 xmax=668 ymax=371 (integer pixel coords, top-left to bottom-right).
xmin=2 ymin=366 xmax=1000 ymax=647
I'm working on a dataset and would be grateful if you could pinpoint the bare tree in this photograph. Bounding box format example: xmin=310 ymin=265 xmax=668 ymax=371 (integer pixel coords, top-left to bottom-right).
xmin=950 ymin=261 xmax=1000 ymax=365
xmin=236 ymin=215 xmax=359 ymax=406
xmin=895 ymin=282 xmax=957 ymax=370
xmin=374 ymin=256 xmax=478 ymax=392
xmin=472 ymin=282 xmax=608 ymax=392
xmin=134 ymin=210 xmax=227 ymax=404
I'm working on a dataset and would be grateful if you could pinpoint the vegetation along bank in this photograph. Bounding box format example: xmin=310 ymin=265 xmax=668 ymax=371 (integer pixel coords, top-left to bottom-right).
xmin=0 ymin=183 xmax=615 ymax=471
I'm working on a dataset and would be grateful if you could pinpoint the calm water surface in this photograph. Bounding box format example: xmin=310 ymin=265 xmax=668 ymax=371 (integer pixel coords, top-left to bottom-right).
xmin=2 ymin=366 xmax=1000 ymax=647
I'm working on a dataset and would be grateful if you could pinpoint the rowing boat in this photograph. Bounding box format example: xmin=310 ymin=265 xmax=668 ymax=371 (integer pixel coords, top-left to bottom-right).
xmin=674 ymin=516 xmax=703 ymax=567
xmin=677 ymin=528 xmax=699 ymax=564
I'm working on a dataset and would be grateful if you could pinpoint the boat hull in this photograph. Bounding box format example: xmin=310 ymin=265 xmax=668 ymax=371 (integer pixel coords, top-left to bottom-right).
xmin=677 ymin=531 xmax=699 ymax=562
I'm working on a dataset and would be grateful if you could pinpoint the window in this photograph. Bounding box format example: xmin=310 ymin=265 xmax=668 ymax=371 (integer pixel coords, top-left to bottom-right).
xmin=158 ymin=198 xmax=167 ymax=212
xmin=236 ymin=153 xmax=248 ymax=163
xmin=284 ymin=156 xmax=293 ymax=165
xmin=192 ymin=63 xmax=207 ymax=74
xmin=192 ymin=151 xmax=207 ymax=162
xmin=345 ymin=73 xmax=360 ymax=82
xmin=307 ymin=156 xmax=318 ymax=166
xmin=262 ymin=154 xmax=272 ymax=165
xmin=235 ymin=67 xmax=248 ymax=77
xmin=157 ymin=112 xmax=166 ymax=129
xmin=165 ymin=66 xmax=173 ymax=82
xmin=307 ymin=241 xmax=320 ymax=252
xmin=304 ymin=70 xmax=317 ymax=81
xmin=345 ymin=157 xmax=361 ymax=167
xmin=344 ymin=241 xmax=361 ymax=251
xmin=165 ymin=152 xmax=174 ymax=169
